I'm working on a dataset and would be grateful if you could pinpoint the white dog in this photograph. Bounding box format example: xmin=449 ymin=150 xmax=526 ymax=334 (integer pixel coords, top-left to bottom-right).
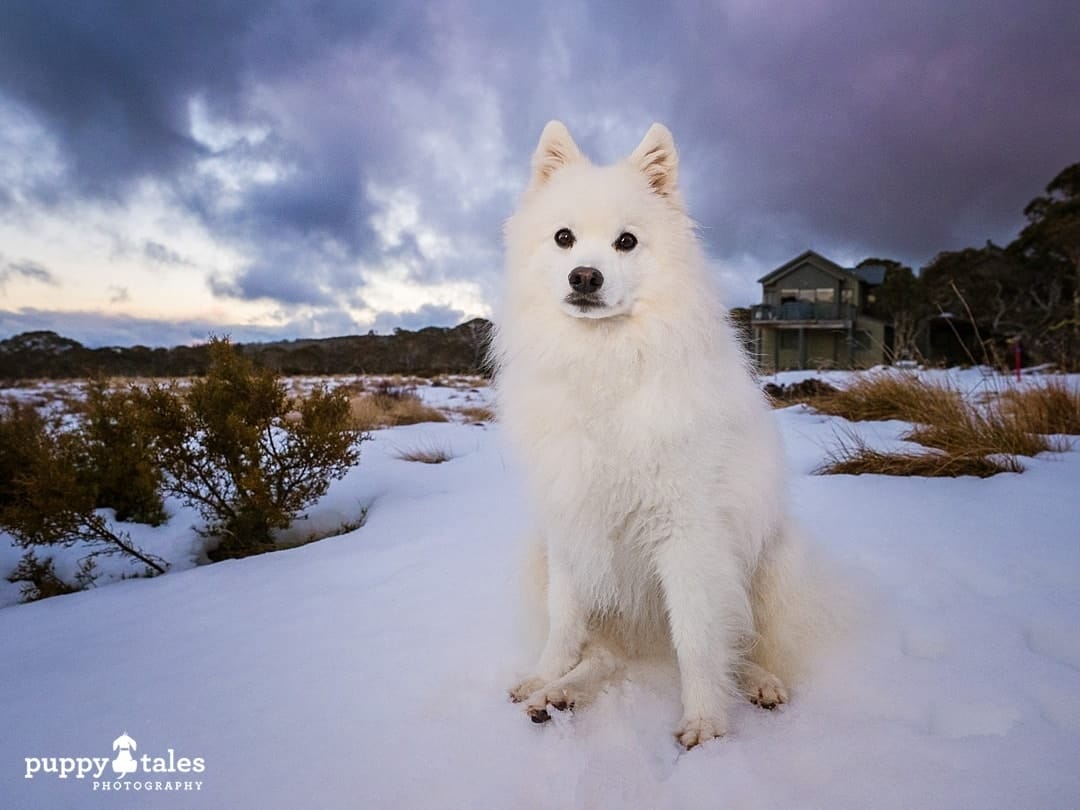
xmin=492 ymin=121 xmax=832 ymax=748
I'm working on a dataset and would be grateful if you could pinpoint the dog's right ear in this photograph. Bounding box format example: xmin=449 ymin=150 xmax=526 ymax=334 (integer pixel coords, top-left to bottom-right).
xmin=531 ymin=121 xmax=582 ymax=187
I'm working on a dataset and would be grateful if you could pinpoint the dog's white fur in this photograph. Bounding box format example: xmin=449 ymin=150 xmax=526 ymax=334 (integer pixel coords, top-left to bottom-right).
xmin=492 ymin=121 xmax=832 ymax=748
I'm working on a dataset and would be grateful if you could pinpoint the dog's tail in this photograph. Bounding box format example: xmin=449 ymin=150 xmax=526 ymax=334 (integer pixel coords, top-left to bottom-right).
xmin=749 ymin=519 xmax=858 ymax=686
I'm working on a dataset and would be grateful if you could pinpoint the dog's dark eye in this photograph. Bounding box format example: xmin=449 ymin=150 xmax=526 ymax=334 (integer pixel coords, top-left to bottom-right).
xmin=614 ymin=232 xmax=638 ymax=252
xmin=554 ymin=228 xmax=575 ymax=249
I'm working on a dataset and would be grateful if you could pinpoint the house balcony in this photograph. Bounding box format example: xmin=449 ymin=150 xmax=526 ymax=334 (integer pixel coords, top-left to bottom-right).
xmin=750 ymin=302 xmax=858 ymax=328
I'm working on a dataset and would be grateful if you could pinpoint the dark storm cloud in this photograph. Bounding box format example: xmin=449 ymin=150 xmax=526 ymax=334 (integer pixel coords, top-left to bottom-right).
xmin=209 ymin=262 xmax=337 ymax=308
xmin=0 ymin=0 xmax=429 ymax=197
xmin=660 ymin=1 xmax=1080 ymax=267
xmin=513 ymin=0 xmax=1080 ymax=277
xmin=1 ymin=0 xmax=1078 ymax=342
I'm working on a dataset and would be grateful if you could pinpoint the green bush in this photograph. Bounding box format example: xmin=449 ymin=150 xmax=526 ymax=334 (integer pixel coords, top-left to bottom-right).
xmin=0 ymin=402 xmax=167 ymax=579
xmin=82 ymin=381 xmax=167 ymax=525
xmin=138 ymin=339 xmax=367 ymax=560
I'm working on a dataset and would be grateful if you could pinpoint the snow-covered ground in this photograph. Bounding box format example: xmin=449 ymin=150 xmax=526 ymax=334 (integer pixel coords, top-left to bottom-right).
xmin=2 ymin=372 xmax=1080 ymax=808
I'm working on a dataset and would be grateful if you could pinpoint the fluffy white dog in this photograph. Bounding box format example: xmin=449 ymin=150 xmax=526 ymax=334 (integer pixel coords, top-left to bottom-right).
xmin=492 ymin=121 xmax=832 ymax=748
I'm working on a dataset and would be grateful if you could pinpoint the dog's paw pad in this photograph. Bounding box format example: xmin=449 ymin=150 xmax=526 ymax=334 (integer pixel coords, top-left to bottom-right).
xmin=676 ymin=715 xmax=728 ymax=749
xmin=528 ymin=707 xmax=551 ymax=724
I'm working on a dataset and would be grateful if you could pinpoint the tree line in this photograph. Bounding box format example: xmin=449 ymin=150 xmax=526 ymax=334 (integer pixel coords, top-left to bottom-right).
xmin=0 ymin=319 xmax=493 ymax=381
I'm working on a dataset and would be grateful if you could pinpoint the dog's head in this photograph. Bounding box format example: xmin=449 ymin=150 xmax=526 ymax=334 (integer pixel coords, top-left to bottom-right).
xmin=505 ymin=121 xmax=690 ymax=321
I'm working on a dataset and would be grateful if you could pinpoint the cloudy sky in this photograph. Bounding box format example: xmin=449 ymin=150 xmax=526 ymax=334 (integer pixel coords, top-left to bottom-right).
xmin=1 ymin=0 xmax=1078 ymax=347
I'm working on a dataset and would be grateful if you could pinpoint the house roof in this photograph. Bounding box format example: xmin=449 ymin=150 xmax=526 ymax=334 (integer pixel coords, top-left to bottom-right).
xmin=757 ymin=249 xmax=886 ymax=287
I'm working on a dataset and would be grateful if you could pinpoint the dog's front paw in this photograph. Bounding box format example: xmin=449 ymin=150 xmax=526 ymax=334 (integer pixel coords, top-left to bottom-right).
xmin=508 ymin=676 xmax=546 ymax=704
xmin=523 ymin=683 xmax=580 ymax=718
xmin=741 ymin=663 xmax=788 ymax=710
xmin=675 ymin=714 xmax=729 ymax=749
xmin=748 ymin=678 xmax=788 ymax=710
xmin=509 ymin=679 xmax=579 ymax=723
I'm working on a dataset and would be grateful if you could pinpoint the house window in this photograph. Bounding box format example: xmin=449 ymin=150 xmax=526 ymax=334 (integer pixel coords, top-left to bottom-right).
xmin=841 ymin=288 xmax=853 ymax=304
xmin=779 ymin=288 xmax=835 ymax=303
xmin=779 ymin=331 xmax=798 ymax=350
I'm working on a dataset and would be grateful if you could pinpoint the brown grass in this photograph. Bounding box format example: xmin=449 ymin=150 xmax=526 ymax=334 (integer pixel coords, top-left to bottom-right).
xmin=811 ymin=374 xmax=964 ymax=423
xmin=348 ymin=384 xmax=448 ymax=431
xmin=394 ymin=442 xmax=453 ymax=464
xmin=453 ymin=406 xmax=495 ymax=423
xmin=999 ymin=379 xmax=1080 ymax=436
xmin=904 ymin=403 xmax=1060 ymax=458
xmin=813 ymin=374 xmax=1071 ymax=478
xmin=817 ymin=432 xmax=1022 ymax=478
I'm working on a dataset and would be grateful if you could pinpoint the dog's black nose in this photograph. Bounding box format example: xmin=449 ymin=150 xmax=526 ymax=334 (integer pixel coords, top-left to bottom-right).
xmin=568 ymin=266 xmax=604 ymax=293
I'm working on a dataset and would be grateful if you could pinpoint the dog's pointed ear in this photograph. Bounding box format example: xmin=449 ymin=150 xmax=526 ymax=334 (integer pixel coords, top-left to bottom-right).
xmin=531 ymin=121 xmax=582 ymax=187
xmin=629 ymin=123 xmax=678 ymax=198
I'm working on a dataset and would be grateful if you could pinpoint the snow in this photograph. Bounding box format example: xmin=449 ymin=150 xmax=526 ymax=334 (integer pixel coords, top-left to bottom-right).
xmin=2 ymin=374 xmax=1080 ymax=808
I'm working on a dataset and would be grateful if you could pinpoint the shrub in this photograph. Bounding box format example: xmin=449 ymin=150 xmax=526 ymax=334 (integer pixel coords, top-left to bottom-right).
xmin=138 ymin=338 xmax=367 ymax=560
xmin=7 ymin=551 xmax=97 ymax=603
xmin=82 ymin=381 xmax=167 ymax=525
xmin=0 ymin=402 xmax=167 ymax=577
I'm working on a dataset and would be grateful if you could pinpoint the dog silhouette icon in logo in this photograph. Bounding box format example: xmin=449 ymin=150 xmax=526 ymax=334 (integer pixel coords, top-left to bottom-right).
xmin=111 ymin=732 xmax=138 ymax=777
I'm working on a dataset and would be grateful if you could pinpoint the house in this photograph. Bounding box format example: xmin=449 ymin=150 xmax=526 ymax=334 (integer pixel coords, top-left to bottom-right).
xmin=750 ymin=250 xmax=889 ymax=371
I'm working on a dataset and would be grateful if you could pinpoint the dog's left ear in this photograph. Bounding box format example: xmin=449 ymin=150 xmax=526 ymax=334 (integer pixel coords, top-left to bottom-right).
xmin=629 ymin=123 xmax=678 ymax=198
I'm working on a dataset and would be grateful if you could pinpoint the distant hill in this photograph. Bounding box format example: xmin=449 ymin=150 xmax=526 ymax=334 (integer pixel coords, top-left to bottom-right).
xmin=0 ymin=319 xmax=493 ymax=380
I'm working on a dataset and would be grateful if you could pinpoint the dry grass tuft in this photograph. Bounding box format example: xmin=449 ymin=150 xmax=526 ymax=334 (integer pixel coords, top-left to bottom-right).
xmin=453 ymin=406 xmax=496 ymax=423
xmin=811 ymin=374 xmax=964 ymax=423
xmin=904 ymin=404 xmax=1060 ymax=459
xmin=999 ymin=379 xmax=1080 ymax=436
xmin=812 ymin=374 xmax=1071 ymax=478
xmin=348 ymin=383 xmax=448 ymax=431
xmin=817 ymin=432 xmax=1021 ymax=478
xmin=394 ymin=442 xmax=454 ymax=464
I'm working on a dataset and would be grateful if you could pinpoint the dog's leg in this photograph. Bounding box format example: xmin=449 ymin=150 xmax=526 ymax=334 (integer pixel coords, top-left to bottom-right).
xmin=520 ymin=641 xmax=624 ymax=723
xmin=656 ymin=530 xmax=751 ymax=749
xmin=509 ymin=551 xmax=588 ymax=704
